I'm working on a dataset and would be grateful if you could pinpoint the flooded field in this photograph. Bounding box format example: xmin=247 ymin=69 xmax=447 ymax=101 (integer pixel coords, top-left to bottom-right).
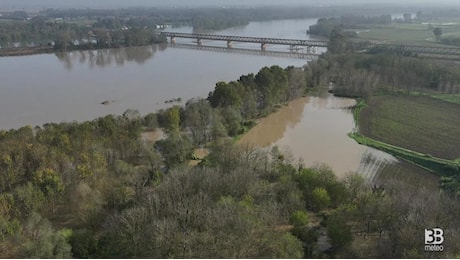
xmin=239 ymin=95 xmax=398 ymax=179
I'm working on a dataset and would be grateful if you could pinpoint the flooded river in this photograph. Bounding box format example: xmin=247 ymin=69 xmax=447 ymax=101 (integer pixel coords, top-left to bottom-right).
xmin=0 ymin=18 xmax=439 ymax=186
xmin=238 ymin=94 xmax=397 ymax=178
xmin=0 ymin=18 xmax=319 ymax=130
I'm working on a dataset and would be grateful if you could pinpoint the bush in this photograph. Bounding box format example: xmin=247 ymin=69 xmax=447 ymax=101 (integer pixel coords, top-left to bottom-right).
xmin=311 ymin=187 xmax=331 ymax=211
xmin=290 ymin=210 xmax=309 ymax=227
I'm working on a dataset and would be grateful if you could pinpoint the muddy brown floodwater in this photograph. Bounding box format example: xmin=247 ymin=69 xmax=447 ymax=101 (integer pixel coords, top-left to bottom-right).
xmin=238 ymin=94 xmax=397 ymax=178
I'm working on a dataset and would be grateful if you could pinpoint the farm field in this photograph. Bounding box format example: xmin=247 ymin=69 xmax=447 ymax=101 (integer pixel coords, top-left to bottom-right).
xmin=375 ymin=160 xmax=440 ymax=191
xmin=358 ymin=94 xmax=460 ymax=160
xmin=353 ymin=21 xmax=460 ymax=47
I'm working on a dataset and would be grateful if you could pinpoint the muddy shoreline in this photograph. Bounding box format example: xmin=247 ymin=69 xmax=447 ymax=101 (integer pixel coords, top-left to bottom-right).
xmin=0 ymin=46 xmax=55 ymax=57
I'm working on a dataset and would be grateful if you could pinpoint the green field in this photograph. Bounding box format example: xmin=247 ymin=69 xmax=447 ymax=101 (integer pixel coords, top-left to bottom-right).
xmin=353 ymin=21 xmax=460 ymax=47
xmin=431 ymin=93 xmax=460 ymax=104
xmin=358 ymin=94 xmax=460 ymax=160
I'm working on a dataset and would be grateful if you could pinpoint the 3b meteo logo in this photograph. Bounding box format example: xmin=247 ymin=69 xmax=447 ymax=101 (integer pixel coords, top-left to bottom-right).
xmin=425 ymin=228 xmax=444 ymax=252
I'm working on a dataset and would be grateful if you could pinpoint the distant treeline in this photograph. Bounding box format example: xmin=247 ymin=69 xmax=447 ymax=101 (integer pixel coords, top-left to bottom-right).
xmin=415 ymin=9 xmax=460 ymax=21
xmin=312 ymin=52 xmax=460 ymax=98
xmin=440 ymin=37 xmax=460 ymax=47
xmin=0 ymin=18 xmax=84 ymax=48
xmin=0 ymin=5 xmax=428 ymax=49
xmin=308 ymin=15 xmax=392 ymax=38
xmin=0 ymin=19 xmax=166 ymax=51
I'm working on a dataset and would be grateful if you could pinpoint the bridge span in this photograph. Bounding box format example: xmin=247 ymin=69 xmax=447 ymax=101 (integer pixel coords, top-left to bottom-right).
xmin=170 ymin=43 xmax=318 ymax=60
xmin=160 ymin=31 xmax=329 ymax=50
xmin=160 ymin=32 xmax=460 ymax=57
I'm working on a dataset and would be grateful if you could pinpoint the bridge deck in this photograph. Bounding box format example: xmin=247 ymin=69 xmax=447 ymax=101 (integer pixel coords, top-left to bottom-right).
xmin=161 ymin=32 xmax=329 ymax=47
xmin=161 ymin=32 xmax=460 ymax=56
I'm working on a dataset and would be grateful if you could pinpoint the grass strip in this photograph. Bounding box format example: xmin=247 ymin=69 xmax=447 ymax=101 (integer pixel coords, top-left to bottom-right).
xmin=349 ymin=132 xmax=460 ymax=176
xmin=350 ymin=97 xmax=460 ymax=177
xmin=430 ymin=94 xmax=460 ymax=105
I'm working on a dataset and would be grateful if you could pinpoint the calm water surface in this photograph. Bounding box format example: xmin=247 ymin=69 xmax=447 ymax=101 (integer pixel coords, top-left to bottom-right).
xmin=238 ymin=94 xmax=397 ymax=178
xmin=0 ymin=19 xmax=320 ymax=130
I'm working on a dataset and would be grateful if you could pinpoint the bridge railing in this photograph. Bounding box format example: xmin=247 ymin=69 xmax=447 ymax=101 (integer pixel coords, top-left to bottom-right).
xmin=170 ymin=43 xmax=318 ymax=60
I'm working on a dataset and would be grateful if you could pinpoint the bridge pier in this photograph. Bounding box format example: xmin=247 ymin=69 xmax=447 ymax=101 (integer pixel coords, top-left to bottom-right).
xmin=160 ymin=32 xmax=330 ymax=52
xmin=261 ymin=43 xmax=267 ymax=51
xmin=197 ymin=38 xmax=202 ymax=46
xmin=170 ymin=36 xmax=176 ymax=44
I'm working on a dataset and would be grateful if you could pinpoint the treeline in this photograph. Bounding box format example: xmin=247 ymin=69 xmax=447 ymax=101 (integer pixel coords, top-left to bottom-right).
xmin=310 ymin=53 xmax=460 ymax=98
xmin=54 ymin=28 xmax=166 ymax=51
xmin=192 ymin=16 xmax=249 ymax=32
xmin=415 ymin=9 xmax=460 ymax=21
xmin=0 ymin=18 xmax=86 ymax=48
xmin=0 ymin=11 xmax=29 ymax=20
xmin=208 ymin=65 xmax=309 ymax=118
xmin=0 ymin=5 xmax=421 ymax=49
xmin=0 ymin=19 xmax=166 ymax=51
xmin=40 ymin=6 xmax=402 ymax=27
xmin=308 ymin=15 xmax=392 ymax=38
xmin=441 ymin=37 xmax=460 ymax=47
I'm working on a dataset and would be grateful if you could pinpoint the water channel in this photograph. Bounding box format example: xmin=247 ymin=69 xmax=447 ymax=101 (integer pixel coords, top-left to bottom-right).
xmin=0 ymin=18 xmax=438 ymax=187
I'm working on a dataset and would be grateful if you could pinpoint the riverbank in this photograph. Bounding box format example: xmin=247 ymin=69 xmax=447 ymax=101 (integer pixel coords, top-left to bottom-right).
xmin=0 ymin=40 xmax=168 ymax=57
xmin=0 ymin=46 xmax=55 ymax=57
xmin=349 ymin=132 xmax=460 ymax=176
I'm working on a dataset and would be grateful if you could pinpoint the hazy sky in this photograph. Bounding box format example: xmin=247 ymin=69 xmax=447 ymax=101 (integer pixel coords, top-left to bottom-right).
xmin=0 ymin=0 xmax=459 ymax=11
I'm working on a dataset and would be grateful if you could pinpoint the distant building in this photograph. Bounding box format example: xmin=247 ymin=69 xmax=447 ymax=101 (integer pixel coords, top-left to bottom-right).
xmin=155 ymin=24 xmax=170 ymax=29
xmin=403 ymin=13 xmax=412 ymax=23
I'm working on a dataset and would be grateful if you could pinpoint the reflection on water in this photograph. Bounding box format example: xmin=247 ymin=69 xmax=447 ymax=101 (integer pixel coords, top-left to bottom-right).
xmin=0 ymin=44 xmax=307 ymax=130
xmin=356 ymin=149 xmax=398 ymax=183
xmin=239 ymin=95 xmax=398 ymax=178
xmin=170 ymin=43 xmax=319 ymax=60
xmin=0 ymin=18 xmax=316 ymax=130
xmin=238 ymin=97 xmax=307 ymax=147
xmin=55 ymin=43 xmax=318 ymax=70
xmin=55 ymin=44 xmax=167 ymax=69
